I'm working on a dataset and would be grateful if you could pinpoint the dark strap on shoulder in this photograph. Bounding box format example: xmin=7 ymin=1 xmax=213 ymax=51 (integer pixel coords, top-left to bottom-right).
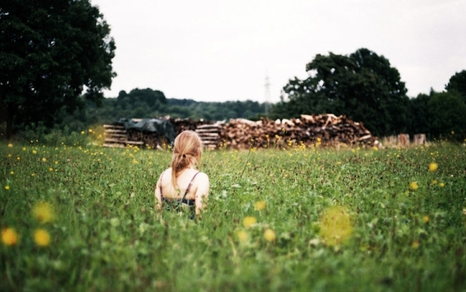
xmin=159 ymin=171 xmax=165 ymax=198
xmin=182 ymin=171 xmax=200 ymax=200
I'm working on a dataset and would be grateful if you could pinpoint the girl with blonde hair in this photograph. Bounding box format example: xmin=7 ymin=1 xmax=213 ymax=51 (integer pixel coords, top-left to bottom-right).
xmin=155 ymin=130 xmax=210 ymax=217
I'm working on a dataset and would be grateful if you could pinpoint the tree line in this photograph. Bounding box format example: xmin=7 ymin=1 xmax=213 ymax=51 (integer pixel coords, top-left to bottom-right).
xmin=269 ymin=48 xmax=466 ymax=140
xmin=1 ymin=0 xmax=465 ymax=142
xmin=56 ymin=88 xmax=267 ymax=133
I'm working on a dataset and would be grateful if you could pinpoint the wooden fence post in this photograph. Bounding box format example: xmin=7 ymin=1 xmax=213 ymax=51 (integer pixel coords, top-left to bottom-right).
xmin=414 ymin=134 xmax=426 ymax=145
xmin=398 ymin=134 xmax=410 ymax=147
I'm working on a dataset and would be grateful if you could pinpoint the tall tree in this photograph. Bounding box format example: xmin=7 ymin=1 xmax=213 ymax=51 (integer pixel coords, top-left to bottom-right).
xmin=407 ymin=92 xmax=431 ymax=137
xmin=117 ymin=88 xmax=167 ymax=109
xmin=446 ymin=70 xmax=466 ymax=104
xmin=271 ymin=48 xmax=409 ymax=137
xmin=0 ymin=0 xmax=116 ymax=139
xmin=427 ymin=91 xmax=466 ymax=140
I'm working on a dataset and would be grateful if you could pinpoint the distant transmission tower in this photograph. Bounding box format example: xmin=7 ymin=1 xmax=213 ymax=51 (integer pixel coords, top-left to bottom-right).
xmin=264 ymin=72 xmax=271 ymax=114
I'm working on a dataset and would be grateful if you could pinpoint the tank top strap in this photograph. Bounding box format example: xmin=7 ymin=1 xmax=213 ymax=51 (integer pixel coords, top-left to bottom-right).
xmin=159 ymin=171 xmax=165 ymax=198
xmin=182 ymin=171 xmax=200 ymax=200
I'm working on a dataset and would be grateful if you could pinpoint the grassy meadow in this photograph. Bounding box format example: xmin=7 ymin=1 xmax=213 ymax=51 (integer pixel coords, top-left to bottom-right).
xmin=1 ymin=137 xmax=466 ymax=292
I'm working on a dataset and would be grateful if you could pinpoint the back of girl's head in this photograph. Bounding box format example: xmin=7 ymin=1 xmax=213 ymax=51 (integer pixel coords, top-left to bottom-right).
xmin=171 ymin=131 xmax=203 ymax=187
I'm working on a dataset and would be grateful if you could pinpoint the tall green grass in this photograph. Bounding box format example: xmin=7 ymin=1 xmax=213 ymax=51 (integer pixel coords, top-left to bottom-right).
xmin=1 ymin=141 xmax=465 ymax=292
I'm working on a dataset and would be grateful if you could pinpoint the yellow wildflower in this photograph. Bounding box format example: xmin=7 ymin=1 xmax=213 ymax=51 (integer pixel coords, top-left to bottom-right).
xmin=5 ymin=185 xmax=10 ymax=191
xmin=7 ymin=143 xmax=13 ymax=148
xmin=243 ymin=216 xmax=257 ymax=228
xmin=319 ymin=206 xmax=353 ymax=246
xmin=264 ymin=229 xmax=276 ymax=242
xmin=1 ymin=228 xmax=18 ymax=246
xmin=423 ymin=216 xmax=429 ymax=223
xmin=440 ymin=182 xmax=445 ymax=188
xmin=236 ymin=230 xmax=248 ymax=243
xmin=32 ymin=202 xmax=55 ymax=223
xmin=254 ymin=201 xmax=266 ymax=211
xmin=412 ymin=240 xmax=420 ymax=249
xmin=428 ymin=162 xmax=438 ymax=172
xmin=34 ymin=229 xmax=50 ymax=247
xmin=409 ymin=182 xmax=419 ymax=191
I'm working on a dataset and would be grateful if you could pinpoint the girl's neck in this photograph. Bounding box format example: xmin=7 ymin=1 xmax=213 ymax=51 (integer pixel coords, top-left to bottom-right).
xmin=184 ymin=164 xmax=196 ymax=170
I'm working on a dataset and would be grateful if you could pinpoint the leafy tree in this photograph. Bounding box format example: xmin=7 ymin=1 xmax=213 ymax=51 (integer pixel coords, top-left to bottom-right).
xmin=0 ymin=0 xmax=116 ymax=139
xmin=271 ymin=48 xmax=409 ymax=137
xmin=446 ymin=70 xmax=466 ymax=103
xmin=406 ymin=87 xmax=466 ymax=141
xmin=427 ymin=91 xmax=466 ymax=140
xmin=407 ymin=92 xmax=431 ymax=137
xmin=117 ymin=88 xmax=167 ymax=110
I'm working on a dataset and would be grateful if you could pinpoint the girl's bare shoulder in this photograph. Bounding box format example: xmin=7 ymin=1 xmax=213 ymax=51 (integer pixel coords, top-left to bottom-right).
xmin=196 ymin=171 xmax=209 ymax=181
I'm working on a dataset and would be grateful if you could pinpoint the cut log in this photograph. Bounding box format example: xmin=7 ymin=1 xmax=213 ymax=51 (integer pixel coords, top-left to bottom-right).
xmin=398 ymin=134 xmax=410 ymax=147
xmin=414 ymin=134 xmax=426 ymax=145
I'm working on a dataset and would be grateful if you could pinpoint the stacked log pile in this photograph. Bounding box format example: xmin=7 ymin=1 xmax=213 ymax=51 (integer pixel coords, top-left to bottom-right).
xmin=103 ymin=124 xmax=144 ymax=148
xmin=126 ymin=130 xmax=164 ymax=149
xmin=170 ymin=118 xmax=222 ymax=148
xmin=218 ymin=114 xmax=377 ymax=149
xmin=195 ymin=123 xmax=221 ymax=150
xmin=170 ymin=118 xmax=214 ymax=135
xmin=104 ymin=114 xmax=377 ymax=150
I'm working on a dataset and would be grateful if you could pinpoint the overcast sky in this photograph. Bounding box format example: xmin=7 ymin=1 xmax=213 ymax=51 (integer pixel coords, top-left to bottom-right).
xmin=90 ymin=0 xmax=466 ymax=103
